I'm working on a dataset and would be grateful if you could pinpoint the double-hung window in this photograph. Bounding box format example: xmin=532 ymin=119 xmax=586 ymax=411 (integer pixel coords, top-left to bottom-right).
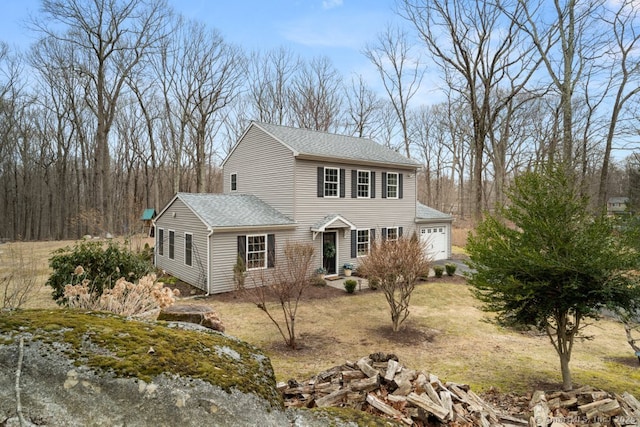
xmin=230 ymin=173 xmax=237 ymax=191
xmin=356 ymin=229 xmax=370 ymax=257
xmin=386 ymin=172 xmax=398 ymax=199
xmin=357 ymin=170 xmax=370 ymax=198
xmin=247 ymin=234 xmax=267 ymax=270
xmin=184 ymin=233 xmax=192 ymax=267
xmin=386 ymin=227 xmax=399 ymax=242
xmin=157 ymin=228 xmax=164 ymax=256
xmin=324 ymin=167 xmax=339 ymax=197
xmin=168 ymin=230 xmax=175 ymax=260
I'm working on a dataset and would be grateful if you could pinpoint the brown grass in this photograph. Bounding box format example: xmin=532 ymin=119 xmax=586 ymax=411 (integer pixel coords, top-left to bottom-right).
xmin=205 ymin=278 xmax=640 ymax=395
xmin=3 ymin=233 xmax=639 ymax=397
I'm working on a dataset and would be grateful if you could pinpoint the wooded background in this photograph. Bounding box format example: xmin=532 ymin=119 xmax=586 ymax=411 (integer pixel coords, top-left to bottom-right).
xmin=1 ymin=0 xmax=639 ymax=240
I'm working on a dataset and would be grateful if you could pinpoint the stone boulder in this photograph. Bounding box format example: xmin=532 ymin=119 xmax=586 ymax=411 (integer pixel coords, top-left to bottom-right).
xmin=0 ymin=309 xmax=376 ymax=426
xmin=158 ymin=304 xmax=225 ymax=332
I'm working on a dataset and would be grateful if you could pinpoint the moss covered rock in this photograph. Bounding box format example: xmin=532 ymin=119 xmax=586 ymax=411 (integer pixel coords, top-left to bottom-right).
xmin=0 ymin=310 xmax=396 ymax=426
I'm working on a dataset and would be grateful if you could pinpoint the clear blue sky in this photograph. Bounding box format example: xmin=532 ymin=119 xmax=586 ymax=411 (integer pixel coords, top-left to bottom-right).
xmin=0 ymin=0 xmax=405 ymax=84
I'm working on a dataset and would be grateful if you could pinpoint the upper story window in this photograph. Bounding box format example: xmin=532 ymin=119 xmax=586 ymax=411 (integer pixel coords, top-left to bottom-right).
xmin=185 ymin=233 xmax=193 ymax=267
xmin=230 ymin=173 xmax=237 ymax=191
xmin=168 ymin=230 xmax=175 ymax=260
xmin=247 ymin=234 xmax=267 ymax=270
xmin=324 ymin=167 xmax=339 ymax=198
xmin=357 ymin=170 xmax=370 ymax=198
xmin=386 ymin=172 xmax=398 ymax=199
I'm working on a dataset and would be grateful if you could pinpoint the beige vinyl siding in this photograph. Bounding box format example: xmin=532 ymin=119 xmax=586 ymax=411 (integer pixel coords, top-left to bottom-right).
xmin=293 ymin=158 xmax=418 ymax=273
xmin=223 ymin=126 xmax=296 ymax=217
xmin=209 ymin=228 xmax=318 ymax=294
xmin=155 ymin=199 xmax=210 ymax=291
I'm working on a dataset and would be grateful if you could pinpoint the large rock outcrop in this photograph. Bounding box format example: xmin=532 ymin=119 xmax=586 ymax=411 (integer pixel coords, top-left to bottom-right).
xmin=0 ymin=310 xmax=381 ymax=427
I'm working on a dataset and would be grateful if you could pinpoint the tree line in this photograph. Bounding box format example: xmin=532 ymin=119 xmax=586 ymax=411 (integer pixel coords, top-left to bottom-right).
xmin=1 ymin=0 xmax=639 ymax=241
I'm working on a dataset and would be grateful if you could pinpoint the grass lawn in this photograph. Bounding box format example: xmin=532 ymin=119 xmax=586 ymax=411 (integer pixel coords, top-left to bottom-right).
xmin=204 ymin=278 xmax=640 ymax=395
xmin=2 ymin=238 xmax=639 ymax=397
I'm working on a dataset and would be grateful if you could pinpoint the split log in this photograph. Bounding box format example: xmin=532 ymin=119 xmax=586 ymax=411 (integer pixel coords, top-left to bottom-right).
xmin=349 ymin=375 xmax=380 ymax=393
xmin=357 ymin=357 xmax=379 ymax=378
xmin=366 ymin=393 xmax=413 ymax=425
xmin=406 ymin=392 xmax=449 ymax=421
xmin=315 ymin=388 xmax=350 ymax=407
xmin=384 ymin=359 xmax=401 ymax=382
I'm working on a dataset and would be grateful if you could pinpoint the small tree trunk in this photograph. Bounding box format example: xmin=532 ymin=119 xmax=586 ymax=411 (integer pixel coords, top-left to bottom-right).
xmin=559 ymin=352 xmax=572 ymax=391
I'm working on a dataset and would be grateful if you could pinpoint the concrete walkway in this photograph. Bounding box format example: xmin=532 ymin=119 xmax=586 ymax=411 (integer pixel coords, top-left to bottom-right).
xmin=324 ymin=258 xmax=472 ymax=291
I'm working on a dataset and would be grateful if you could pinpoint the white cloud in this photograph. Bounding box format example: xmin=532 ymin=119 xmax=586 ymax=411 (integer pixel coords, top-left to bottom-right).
xmin=322 ymin=0 xmax=343 ymax=10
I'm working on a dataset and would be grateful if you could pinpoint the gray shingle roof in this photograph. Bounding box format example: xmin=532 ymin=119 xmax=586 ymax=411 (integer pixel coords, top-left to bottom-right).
xmin=416 ymin=202 xmax=453 ymax=221
xmin=254 ymin=122 xmax=420 ymax=168
xmin=177 ymin=193 xmax=295 ymax=229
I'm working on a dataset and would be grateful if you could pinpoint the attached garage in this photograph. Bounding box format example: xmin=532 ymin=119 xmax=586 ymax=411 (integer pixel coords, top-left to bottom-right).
xmin=416 ymin=203 xmax=453 ymax=261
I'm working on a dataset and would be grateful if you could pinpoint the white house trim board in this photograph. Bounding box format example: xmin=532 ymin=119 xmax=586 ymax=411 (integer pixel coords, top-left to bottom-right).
xmin=311 ymin=214 xmax=356 ymax=240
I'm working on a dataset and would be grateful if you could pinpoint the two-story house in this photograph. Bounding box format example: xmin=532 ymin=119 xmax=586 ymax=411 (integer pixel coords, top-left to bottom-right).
xmin=154 ymin=122 xmax=453 ymax=295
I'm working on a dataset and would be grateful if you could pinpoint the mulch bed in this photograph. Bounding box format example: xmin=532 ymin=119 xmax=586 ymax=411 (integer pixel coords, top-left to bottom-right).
xmin=165 ymin=274 xmax=468 ymax=304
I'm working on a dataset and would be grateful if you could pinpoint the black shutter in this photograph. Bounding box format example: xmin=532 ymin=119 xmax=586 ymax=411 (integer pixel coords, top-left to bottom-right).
xmin=399 ymin=174 xmax=403 ymax=199
xmin=340 ymin=168 xmax=346 ymax=198
xmin=267 ymin=234 xmax=275 ymax=268
xmin=351 ymin=230 xmax=357 ymax=258
xmin=399 ymin=226 xmax=403 ymax=237
xmin=381 ymin=227 xmax=387 ymax=240
xmin=317 ymin=167 xmax=324 ymax=197
xmin=351 ymin=169 xmax=357 ymax=198
xmin=371 ymin=171 xmax=376 ymax=198
xmin=370 ymin=228 xmax=375 ymax=241
xmin=382 ymin=172 xmax=387 ymax=199
xmin=237 ymin=235 xmax=246 ymax=266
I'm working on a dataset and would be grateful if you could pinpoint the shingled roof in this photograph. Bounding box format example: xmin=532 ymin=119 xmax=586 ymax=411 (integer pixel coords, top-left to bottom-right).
xmin=173 ymin=193 xmax=295 ymax=229
xmin=250 ymin=122 xmax=420 ymax=169
xmin=416 ymin=202 xmax=453 ymax=222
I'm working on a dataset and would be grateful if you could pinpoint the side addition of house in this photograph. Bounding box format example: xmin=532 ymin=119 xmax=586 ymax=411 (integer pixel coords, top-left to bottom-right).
xmin=154 ymin=122 xmax=453 ymax=294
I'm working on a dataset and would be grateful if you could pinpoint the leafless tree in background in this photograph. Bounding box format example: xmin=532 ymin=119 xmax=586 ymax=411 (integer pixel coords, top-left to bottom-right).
xmin=400 ymin=0 xmax=540 ymax=222
xmin=364 ymin=25 xmax=423 ymax=159
xmin=290 ymin=56 xmax=343 ymax=132
xmin=247 ymin=47 xmax=300 ymax=126
xmin=343 ymin=74 xmax=384 ymax=138
xmin=32 ymin=0 xmax=170 ymax=232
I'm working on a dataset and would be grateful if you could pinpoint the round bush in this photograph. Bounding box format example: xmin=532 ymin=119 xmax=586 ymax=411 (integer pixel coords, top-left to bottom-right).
xmin=47 ymin=240 xmax=152 ymax=303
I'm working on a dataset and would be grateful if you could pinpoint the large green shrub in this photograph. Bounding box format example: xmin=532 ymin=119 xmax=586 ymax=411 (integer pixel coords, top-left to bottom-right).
xmin=47 ymin=240 xmax=152 ymax=303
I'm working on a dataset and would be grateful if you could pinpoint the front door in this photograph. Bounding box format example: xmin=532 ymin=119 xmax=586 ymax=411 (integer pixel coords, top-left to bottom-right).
xmin=322 ymin=231 xmax=337 ymax=275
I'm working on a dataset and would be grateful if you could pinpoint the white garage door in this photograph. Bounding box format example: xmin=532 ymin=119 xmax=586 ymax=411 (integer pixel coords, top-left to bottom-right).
xmin=420 ymin=226 xmax=448 ymax=261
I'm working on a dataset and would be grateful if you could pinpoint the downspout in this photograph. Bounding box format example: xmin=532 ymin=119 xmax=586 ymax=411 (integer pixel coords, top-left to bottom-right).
xmin=206 ymin=227 xmax=214 ymax=296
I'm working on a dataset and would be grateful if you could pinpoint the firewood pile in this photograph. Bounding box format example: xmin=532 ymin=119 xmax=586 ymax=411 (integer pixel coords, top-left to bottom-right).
xmin=528 ymin=386 xmax=640 ymax=427
xmin=279 ymin=352 xmax=529 ymax=426
xmin=279 ymin=353 xmax=640 ymax=427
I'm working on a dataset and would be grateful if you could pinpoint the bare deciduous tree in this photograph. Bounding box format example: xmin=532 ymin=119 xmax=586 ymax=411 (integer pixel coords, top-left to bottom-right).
xmin=290 ymin=56 xmax=343 ymax=132
xmin=240 ymin=242 xmax=315 ymax=350
xmin=247 ymin=47 xmax=300 ymax=126
xmin=33 ymin=0 xmax=170 ymax=232
xmin=400 ymin=0 xmax=540 ymax=222
xmin=358 ymin=235 xmax=430 ymax=332
xmin=363 ymin=25 xmax=424 ymax=159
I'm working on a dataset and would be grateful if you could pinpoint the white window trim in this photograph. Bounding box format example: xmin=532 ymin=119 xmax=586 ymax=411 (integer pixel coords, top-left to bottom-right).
xmin=357 ymin=170 xmax=371 ymax=199
xmin=246 ymin=234 xmax=267 ymax=270
xmin=387 ymin=172 xmax=399 ymax=199
xmin=168 ymin=229 xmax=175 ymax=260
xmin=356 ymin=229 xmax=370 ymax=258
xmin=324 ymin=167 xmax=340 ymax=198
xmin=230 ymin=172 xmax=237 ymax=192
xmin=386 ymin=226 xmax=399 ymax=242
xmin=184 ymin=232 xmax=193 ymax=267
